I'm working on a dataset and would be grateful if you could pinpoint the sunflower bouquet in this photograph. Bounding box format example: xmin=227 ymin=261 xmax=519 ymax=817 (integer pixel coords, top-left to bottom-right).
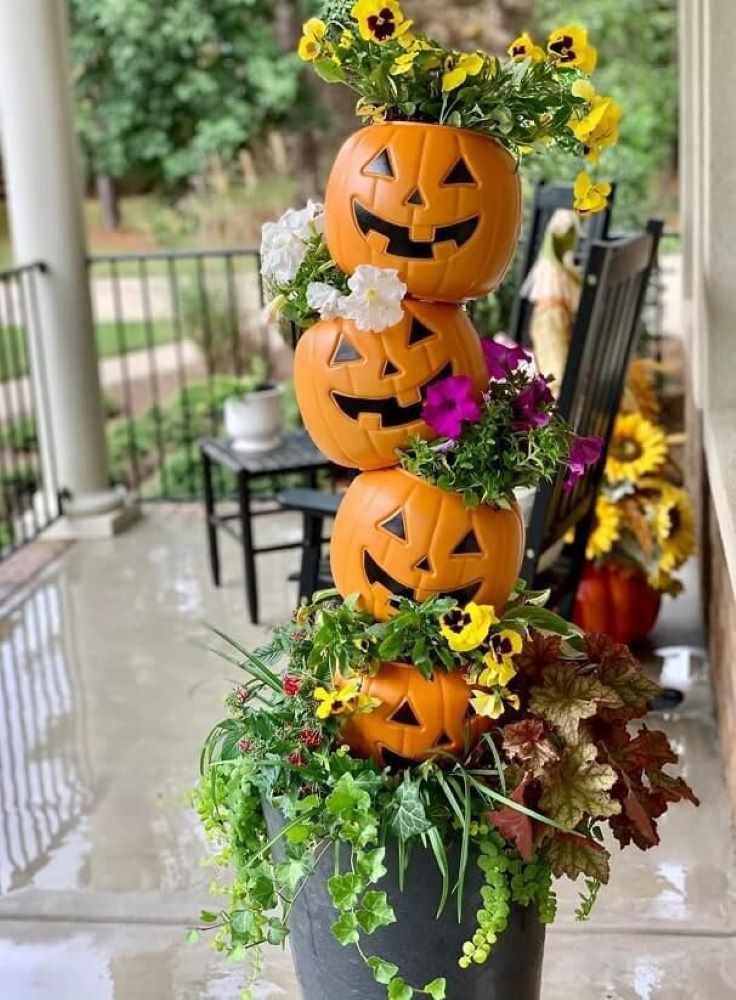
xmin=586 ymin=412 xmax=696 ymax=595
xmin=299 ymin=1 xmax=620 ymax=214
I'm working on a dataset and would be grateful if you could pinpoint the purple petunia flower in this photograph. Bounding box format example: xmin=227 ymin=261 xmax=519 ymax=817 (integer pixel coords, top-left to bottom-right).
xmin=422 ymin=375 xmax=481 ymax=439
xmin=482 ymin=338 xmax=531 ymax=380
xmin=562 ymin=434 xmax=604 ymax=491
xmin=511 ymin=376 xmax=554 ymax=431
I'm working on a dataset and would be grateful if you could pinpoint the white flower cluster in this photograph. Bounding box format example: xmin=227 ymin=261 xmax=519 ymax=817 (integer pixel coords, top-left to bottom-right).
xmin=307 ymin=266 xmax=407 ymax=332
xmin=261 ymin=201 xmax=407 ymax=333
xmin=260 ymin=200 xmax=324 ymax=285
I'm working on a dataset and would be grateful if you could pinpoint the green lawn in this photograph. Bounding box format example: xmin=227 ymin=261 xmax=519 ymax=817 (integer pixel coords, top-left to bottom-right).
xmin=0 ymin=318 xmax=176 ymax=381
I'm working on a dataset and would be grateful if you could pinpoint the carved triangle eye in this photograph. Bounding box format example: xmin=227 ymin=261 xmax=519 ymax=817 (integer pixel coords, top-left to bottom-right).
xmin=331 ymin=335 xmax=363 ymax=365
xmin=380 ymin=510 xmax=406 ymax=540
xmin=443 ymin=157 xmax=476 ymax=186
xmin=408 ymin=318 xmax=435 ymax=346
xmin=389 ymin=700 xmax=421 ymax=726
xmin=364 ymin=148 xmax=394 ymax=178
xmin=452 ymin=529 xmax=481 ymax=555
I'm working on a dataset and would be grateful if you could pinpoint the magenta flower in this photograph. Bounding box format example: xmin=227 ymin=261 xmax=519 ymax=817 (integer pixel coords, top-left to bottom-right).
xmin=563 ymin=434 xmax=603 ymax=491
xmin=482 ymin=338 xmax=531 ymax=380
xmin=512 ymin=376 xmax=554 ymax=431
xmin=422 ymin=375 xmax=481 ymax=439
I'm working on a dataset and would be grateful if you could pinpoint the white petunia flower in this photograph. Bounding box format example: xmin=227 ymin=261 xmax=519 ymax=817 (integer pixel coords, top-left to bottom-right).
xmin=340 ymin=265 xmax=407 ymax=332
xmin=306 ymin=281 xmax=346 ymax=321
xmin=260 ymin=201 xmax=325 ymax=285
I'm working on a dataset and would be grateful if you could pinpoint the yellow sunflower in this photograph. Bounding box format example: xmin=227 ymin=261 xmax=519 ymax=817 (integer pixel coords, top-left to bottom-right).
xmin=605 ymin=413 xmax=668 ymax=484
xmin=656 ymin=487 xmax=696 ymax=572
xmin=647 ymin=566 xmax=683 ymax=597
xmin=586 ymin=496 xmax=622 ymax=560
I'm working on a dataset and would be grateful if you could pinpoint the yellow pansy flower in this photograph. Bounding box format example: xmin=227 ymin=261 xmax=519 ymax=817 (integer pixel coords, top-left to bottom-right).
xmin=569 ymin=94 xmax=622 ymax=163
xmin=391 ymin=49 xmax=418 ymax=75
xmin=442 ymin=52 xmax=485 ymax=93
xmin=479 ymin=629 xmax=523 ymax=686
xmin=298 ymin=18 xmax=327 ymax=62
xmin=508 ymin=32 xmax=545 ymax=63
xmin=313 ymin=678 xmax=364 ymax=719
xmin=470 ymin=687 xmax=520 ymax=719
xmin=571 ymin=78 xmax=596 ymax=101
xmin=547 ymin=25 xmax=597 ymax=74
xmin=573 ymin=171 xmax=612 ymax=216
xmin=356 ymin=99 xmax=388 ymax=123
xmin=352 ymin=0 xmax=412 ymax=44
xmin=440 ymin=602 xmax=497 ymax=652
xmin=339 ymin=29 xmax=355 ymax=50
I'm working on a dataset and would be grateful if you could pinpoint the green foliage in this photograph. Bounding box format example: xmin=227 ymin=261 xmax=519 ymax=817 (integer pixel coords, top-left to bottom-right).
xmin=269 ymin=231 xmax=351 ymax=329
xmin=533 ymin=0 xmax=678 ymax=227
xmin=399 ymin=369 xmax=573 ymax=508
xmin=193 ymin=596 xmax=696 ymax=993
xmin=311 ymin=7 xmax=594 ymax=162
xmin=70 ymin=0 xmax=302 ymax=186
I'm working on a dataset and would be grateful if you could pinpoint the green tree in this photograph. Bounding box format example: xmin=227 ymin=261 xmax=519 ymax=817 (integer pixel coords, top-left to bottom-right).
xmin=532 ymin=0 xmax=678 ymax=229
xmin=70 ymin=0 xmax=302 ymax=224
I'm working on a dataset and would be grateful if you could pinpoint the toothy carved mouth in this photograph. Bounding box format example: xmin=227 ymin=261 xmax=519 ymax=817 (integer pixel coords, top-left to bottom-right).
xmin=363 ymin=551 xmax=482 ymax=605
xmin=331 ymin=362 xmax=453 ymax=428
xmin=354 ymin=202 xmax=479 ymax=259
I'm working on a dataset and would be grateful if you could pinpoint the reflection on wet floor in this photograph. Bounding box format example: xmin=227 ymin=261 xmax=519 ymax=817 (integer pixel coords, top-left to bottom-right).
xmin=0 ymin=507 xmax=733 ymax=999
xmin=0 ymin=575 xmax=93 ymax=894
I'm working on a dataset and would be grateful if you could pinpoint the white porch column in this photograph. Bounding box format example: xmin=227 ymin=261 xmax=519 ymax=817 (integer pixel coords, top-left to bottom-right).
xmin=0 ymin=0 xmax=135 ymax=531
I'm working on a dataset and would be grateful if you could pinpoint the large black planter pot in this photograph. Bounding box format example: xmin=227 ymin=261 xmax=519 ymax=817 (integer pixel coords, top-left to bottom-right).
xmin=264 ymin=803 xmax=545 ymax=1000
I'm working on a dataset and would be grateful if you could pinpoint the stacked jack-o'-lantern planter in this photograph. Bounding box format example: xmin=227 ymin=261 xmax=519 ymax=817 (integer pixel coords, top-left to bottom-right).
xmin=294 ymin=122 xmax=524 ymax=769
xmin=287 ymin=121 xmax=547 ymax=1000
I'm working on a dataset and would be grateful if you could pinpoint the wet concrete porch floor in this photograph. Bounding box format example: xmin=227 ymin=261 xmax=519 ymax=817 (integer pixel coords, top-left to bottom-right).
xmin=0 ymin=506 xmax=734 ymax=999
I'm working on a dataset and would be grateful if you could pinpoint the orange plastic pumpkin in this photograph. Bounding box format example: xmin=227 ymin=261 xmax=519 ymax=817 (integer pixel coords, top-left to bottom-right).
xmin=325 ymin=122 xmax=521 ymax=303
xmin=294 ymin=300 xmax=486 ymax=470
xmin=341 ymin=661 xmax=487 ymax=767
xmin=573 ymin=562 xmax=661 ymax=645
xmin=331 ymin=469 xmax=525 ymax=620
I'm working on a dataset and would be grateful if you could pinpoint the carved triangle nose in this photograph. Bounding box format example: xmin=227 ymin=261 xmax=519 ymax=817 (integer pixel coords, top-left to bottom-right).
xmin=415 ymin=555 xmax=433 ymax=573
xmin=382 ymin=358 xmax=400 ymax=377
xmin=406 ymin=187 xmax=425 ymax=206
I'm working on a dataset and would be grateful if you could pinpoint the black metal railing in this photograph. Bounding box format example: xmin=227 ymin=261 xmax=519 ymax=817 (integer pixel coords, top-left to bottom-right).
xmin=89 ymin=235 xmax=678 ymax=506
xmin=0 ymin=262 xmax=60 ymax=558
xmin=87 ymin=248 xmax=277 ymax=501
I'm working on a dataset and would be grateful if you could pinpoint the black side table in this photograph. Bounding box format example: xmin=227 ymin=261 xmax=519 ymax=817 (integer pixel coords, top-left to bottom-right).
xmin=199 ymin=431 xmax=332 ymax=624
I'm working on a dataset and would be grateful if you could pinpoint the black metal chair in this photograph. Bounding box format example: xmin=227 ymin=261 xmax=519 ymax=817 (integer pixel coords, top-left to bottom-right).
xmin=521 ymin=219 xmax=664 ymax=615
xmin=507 ymin=180 xmax=616 ymax=347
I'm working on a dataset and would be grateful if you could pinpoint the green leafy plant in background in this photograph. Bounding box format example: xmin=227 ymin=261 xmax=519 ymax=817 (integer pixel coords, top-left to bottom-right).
xmin=70 ymin=0 xmax=303 ymax=192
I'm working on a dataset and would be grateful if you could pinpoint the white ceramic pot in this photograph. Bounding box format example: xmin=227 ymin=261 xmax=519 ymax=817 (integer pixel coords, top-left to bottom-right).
xmin=224 ymin=385 xmax=284 ymax=453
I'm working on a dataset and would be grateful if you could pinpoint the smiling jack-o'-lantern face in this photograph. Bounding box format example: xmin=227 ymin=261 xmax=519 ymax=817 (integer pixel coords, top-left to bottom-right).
xmin=294 ymin=300 xmax=486 ymax=470
xmin=325 ymin=122 xmax=521 ymax=303
xmin=331 ymin=469 xmax=525 ymax=620
xmin=341 ymin=661 xmax=488 ymax=767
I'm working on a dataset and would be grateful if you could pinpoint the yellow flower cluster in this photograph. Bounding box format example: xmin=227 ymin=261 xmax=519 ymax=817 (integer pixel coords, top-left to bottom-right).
xmin=313 ymin=678 xmax=379 ymax=719
xmin=507 ymin=24 xmax=597 ymax=72
xmin=298 ymin=17 xmax=326 ymax=63
xmin=439 ymin=603 xmax=522 ymax=720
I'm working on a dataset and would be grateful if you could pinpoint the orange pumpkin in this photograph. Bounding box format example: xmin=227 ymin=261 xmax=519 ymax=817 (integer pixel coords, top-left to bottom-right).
xmin=324 ymin=122 xmax=521 ymax=303
xmin=573 ymin=562 xmax=661 ymax=645
xmin=341 ymin=661 xmax=486 ymax=767
xmin=294 ymin=300 xmax=486 ymax=470
xmin=330 ymin=469 xmax=525 ymax=620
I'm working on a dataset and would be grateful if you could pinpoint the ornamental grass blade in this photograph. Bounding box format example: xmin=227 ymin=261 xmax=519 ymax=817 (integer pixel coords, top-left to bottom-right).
xmin=426 ymin=826 xmax=450 ymax=918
